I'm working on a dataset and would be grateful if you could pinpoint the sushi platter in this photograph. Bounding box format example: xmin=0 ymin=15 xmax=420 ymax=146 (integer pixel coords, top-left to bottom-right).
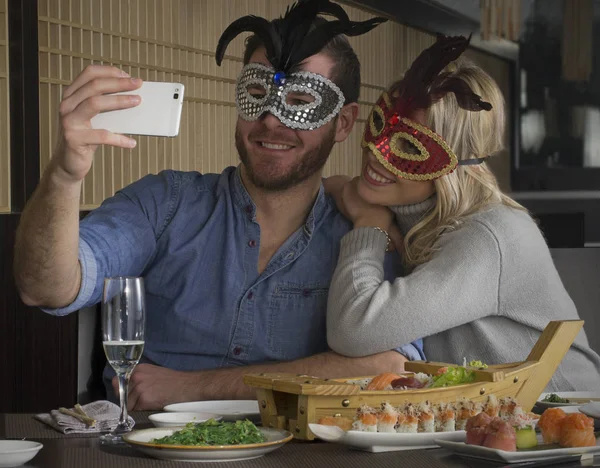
xmin=243 ymin=320 xmax=583 ymax=440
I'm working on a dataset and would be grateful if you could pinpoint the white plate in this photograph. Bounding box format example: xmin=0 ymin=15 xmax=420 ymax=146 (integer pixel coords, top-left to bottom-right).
xmin=436 ymin=434 xmax=600 ymax=464
xmin=0 ymin=441 xmax=43 ymax=468
xmin=557 ymin=405 xmax=588 ymax=414
xmin=537 ymin=392 xmax=600 ymax=409
xmin=580 ymin=402 xmax=600 ymax=421
xmin=123 ymin=426 xmax=292 ymax=462
xmin=308 ymin=423 xmax=466 ymax=453
xmin=148 ymin=412 xmax=222 ymax=427
xmin=163 ymin=400 xmax=261 ymax=423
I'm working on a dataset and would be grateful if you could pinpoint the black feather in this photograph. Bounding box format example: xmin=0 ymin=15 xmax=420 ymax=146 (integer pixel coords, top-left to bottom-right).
xmin=317 ymin=2 xmax=350 ymax=22
xmin=345 ymin=17 xmax=387 ymax=37
xmin=215 ymin=0 xmax=386 ymax=72
xmin=395 ymin=34 xmax=475 ymax=114
xmin=276 ymin=0 xmax=324 ymax=68
xmin=431 ymin=76 xmax=493 ymax=111
xmin=287 ymin=20 xmax=348 ymax=67
xmin=215 ymin=16 xmax=281 ymax=66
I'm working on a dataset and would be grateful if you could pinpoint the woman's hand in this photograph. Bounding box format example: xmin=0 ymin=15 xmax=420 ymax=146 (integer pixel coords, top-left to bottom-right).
xmin=324 ymin=176 xmax=404 ymax=252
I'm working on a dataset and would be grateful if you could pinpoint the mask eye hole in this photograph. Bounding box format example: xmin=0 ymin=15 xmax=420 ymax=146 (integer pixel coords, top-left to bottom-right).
xmin=369 ymin=106 xmax=385 ymax=137
xmin=390 ymin=132 xmax=428 ymax=161
xmin=246 ymin=84 xmax=267 ymax=100
xmin=286 ymin=91 xmax=315 ymax=106
xmin=402 ymin=139 xmax=420 ymax=155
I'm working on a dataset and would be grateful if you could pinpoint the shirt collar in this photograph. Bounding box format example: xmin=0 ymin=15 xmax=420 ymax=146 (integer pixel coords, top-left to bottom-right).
xmin=232 ymin=165 xmax=257 ymax=220
xmin=231 ymin=165 xmax=328 ymax=236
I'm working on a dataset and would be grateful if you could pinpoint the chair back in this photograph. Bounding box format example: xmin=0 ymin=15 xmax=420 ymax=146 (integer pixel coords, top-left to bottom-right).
xmin=550 ymin=248 xmax=600 ymax=354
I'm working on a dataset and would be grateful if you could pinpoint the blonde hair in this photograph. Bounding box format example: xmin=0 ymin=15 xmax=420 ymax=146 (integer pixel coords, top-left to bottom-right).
xmin=402 ymin=58 xmax=526 ymax=268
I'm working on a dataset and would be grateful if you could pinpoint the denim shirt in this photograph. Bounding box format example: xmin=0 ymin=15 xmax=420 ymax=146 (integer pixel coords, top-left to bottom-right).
xmin=46 ymin=166 xmax=424 ymax=388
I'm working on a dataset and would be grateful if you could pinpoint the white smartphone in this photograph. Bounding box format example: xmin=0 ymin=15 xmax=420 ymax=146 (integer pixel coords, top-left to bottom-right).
xmin=91 ymin=81 xmax=185 ymax=137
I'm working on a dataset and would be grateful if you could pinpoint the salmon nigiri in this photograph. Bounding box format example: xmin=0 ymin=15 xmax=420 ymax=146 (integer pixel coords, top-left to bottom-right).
xmin=559 ymin=413 xmax=597 ymax=448
xmin=366 ymin=373 xmax=402 ymax=391
xmin=538 ymin=408 xmax=567 ymax=444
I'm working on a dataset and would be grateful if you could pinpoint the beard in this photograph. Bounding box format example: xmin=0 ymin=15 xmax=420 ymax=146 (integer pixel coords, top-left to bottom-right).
xmin=235 ymin=122 xmax=336 ymax=192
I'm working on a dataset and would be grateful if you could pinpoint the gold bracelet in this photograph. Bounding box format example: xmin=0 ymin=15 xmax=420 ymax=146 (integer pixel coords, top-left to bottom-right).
xmin=371 ymin=227 xmax=391 ymax=251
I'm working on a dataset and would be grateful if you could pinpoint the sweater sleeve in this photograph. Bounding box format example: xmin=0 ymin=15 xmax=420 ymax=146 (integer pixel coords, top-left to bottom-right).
xmin=327 ymin=219 xmax=502 ymax=357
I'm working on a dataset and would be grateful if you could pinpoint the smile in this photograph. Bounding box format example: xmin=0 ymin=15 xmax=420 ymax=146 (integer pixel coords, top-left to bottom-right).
xmin=259 ymin=142 xmax=294 ymax=150
xmin=364 ymin=163 xmax=396 ymax=185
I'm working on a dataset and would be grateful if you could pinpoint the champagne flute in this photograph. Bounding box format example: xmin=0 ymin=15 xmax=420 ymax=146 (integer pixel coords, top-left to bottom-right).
xmin=100 ymin=276 xmax=145 ymax=444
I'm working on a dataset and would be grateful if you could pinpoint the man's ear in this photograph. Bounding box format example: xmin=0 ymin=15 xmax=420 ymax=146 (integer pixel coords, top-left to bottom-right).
xmin=334 ymin=102 xmax=359 ymax=143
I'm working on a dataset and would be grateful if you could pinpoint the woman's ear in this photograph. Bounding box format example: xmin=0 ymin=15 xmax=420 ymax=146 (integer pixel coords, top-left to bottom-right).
xmin=334 ymin=103 xmax=359 ymax=143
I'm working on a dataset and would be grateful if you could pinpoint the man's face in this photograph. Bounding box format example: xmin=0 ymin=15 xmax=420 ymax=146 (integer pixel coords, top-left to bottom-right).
xmin=235 ymin=47 xmax=338 ymax=192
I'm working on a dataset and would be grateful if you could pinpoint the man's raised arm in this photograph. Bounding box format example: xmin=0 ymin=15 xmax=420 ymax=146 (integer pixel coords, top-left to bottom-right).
xmin=14 ymin=66 xmax=142 ymax=308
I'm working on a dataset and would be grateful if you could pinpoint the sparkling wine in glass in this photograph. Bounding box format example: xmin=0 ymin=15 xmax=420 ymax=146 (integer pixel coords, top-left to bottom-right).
xmin=100 ymin=276 xmax=145 ymax=444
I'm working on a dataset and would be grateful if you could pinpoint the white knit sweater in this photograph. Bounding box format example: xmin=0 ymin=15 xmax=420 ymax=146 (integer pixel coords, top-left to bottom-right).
xmin=327 ymin=198 xmax=600 ymax=391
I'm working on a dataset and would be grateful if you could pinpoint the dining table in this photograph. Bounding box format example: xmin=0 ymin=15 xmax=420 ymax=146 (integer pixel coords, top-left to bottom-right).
xmin=0 ymin=412 xmax=595 ymax=468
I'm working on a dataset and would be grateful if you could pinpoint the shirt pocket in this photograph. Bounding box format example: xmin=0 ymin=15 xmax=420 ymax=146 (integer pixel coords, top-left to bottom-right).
xmin=267 ymin=282 xmax=330 ymax=361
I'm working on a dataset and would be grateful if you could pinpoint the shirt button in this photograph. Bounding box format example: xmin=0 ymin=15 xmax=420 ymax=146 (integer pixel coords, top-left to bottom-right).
xmin=248 ymin=240 xmax=256 ymax=247
xmin=245 ymin=205 xmax=252 ymax=213
xmin=248 ymin=291 xmax=254 ymax=300
xmin=303 ymin=289 xmax=310 ymax=297
xmin=233 ymin=347 xmax=242 ymax=356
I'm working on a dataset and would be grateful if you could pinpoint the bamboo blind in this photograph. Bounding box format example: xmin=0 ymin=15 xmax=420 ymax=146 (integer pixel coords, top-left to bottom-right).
xmin=37 ymin=0 xmax=509 ymax=208
xmin=561 ymin=0 xmax=593 ymax=82
xmin=0 ymin=0 xmax=9 ymax=213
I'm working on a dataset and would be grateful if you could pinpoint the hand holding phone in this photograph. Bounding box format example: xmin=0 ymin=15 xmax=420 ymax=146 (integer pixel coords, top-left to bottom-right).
xmin=90 ymin=81 xmax=185 ymax=137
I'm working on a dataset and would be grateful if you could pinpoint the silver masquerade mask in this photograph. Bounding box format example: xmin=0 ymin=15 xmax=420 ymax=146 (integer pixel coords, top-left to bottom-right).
xmin=235 ymin=63 xmax=345 ymax=130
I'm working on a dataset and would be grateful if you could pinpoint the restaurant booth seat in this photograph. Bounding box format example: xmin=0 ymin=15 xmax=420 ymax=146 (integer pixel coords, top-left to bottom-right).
xmin=550 ymin=247 xmax=600 ymax=355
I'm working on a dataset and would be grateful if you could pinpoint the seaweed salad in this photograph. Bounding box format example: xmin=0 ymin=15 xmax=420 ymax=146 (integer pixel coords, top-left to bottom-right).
xmin=152 ymin=419 xmax=266 ymax=446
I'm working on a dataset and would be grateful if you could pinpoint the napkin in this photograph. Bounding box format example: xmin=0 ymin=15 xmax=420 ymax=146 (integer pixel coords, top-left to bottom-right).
xmin=35 ymin=400 xmax=135 ymax=434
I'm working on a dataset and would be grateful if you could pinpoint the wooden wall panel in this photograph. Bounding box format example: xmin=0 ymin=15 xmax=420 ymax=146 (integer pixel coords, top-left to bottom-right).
xmin=38 ymin=0 xmax=510 ymax=208
xmin=0 ymin=0 xmax=9 ymax=212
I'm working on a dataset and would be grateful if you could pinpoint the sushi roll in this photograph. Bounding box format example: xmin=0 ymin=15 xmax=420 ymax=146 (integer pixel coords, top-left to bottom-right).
xmin=538 ymin=407 xmax=567 ymax=444
xmin=352 ymin=405 xmax=378 ymax=432
xmin=377 ymin=402 xmax=398 ymax=433
xmin=417 ymin=401 xmax=435 ymax=433
xmin=484 ymin=394 xmax=500 ymax=418
xmin=435 ymin=402 xmax=457 ymax=432
xmin=396 ymin=403 xmax=419 ymax=433
xmin=456 ymin=399 xmax=480 ymax=431
xmin=499 ymin=397 xmax=525 ymax=420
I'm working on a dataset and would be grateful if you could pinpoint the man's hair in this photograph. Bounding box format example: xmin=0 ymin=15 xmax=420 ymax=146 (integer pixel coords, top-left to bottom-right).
xmin=242 ymin=17 xmax=361 ymax=104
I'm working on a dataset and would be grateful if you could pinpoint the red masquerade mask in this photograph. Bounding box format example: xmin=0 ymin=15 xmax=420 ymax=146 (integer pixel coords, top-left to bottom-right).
xmin=362 ymin=35 xmax=493 ymax=181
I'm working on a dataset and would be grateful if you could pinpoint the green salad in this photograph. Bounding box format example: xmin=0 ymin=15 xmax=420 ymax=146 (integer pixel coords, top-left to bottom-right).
xmin=152 ymin=419 xmax=266 ymax=446
xmin=430 ymin=360 xmax=488 ymax=388
xmin=431 ymin=366 xmax=476 ymax=388
xmin=542 ymin=393 xmax=570 ymax=403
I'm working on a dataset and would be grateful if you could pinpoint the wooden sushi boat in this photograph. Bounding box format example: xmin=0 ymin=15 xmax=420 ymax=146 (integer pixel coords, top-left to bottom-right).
xmin=243 ymin=320 xmax=584 ymax=440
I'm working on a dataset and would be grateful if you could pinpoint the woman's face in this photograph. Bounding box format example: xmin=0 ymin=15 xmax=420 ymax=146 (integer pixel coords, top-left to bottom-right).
xmin=357 ymin=148 xmax=436 ymax=207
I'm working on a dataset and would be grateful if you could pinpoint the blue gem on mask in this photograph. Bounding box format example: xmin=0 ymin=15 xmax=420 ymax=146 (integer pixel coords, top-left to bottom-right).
xmin=273 ymin=71 xmax=286 ymax=86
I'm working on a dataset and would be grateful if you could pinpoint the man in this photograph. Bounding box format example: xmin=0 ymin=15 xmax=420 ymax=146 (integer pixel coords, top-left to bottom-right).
xmin=14 ymin=0 xmax=423 ymax=410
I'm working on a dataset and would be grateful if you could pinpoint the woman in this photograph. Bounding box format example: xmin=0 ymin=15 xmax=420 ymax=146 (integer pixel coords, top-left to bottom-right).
xmin=325 ymin=35 xmax=600 ymax=391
